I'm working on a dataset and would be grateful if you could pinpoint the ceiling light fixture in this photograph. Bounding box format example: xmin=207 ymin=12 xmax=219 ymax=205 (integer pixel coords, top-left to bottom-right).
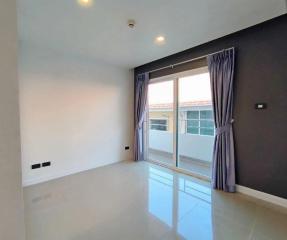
xmin=77 ymin=0 xmax=93 ymax=7
xmin=155 ymin=35 xmax=166 ymax=45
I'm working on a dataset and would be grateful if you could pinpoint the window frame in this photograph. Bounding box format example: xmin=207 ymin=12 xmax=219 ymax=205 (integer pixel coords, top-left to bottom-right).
xmin=185 ymin=110 xmax=215 ymax=136
xmin=145 ymin=66 xmax=213 ymax=180
xmin=149 ymin=118 xmax=169 ymax=131
xmin=186 ymin=111 xmax=200 ymax=135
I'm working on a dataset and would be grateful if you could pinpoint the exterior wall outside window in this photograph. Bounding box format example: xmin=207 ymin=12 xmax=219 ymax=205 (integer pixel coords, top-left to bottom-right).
xmin=149 ymin=105 xmax=213 ymax=135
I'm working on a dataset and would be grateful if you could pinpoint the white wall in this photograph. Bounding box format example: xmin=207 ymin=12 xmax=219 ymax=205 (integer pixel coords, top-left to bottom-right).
xmin=149 ymin=130 xmax=214 ymax=162
xmin=0 ymin=0 xmax=25 ymax=239
xmin=19 ymin=44 xmax=134 ymax=186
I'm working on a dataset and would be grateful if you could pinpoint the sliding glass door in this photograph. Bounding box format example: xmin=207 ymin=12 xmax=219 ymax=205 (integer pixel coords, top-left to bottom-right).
xmin=145 ymin=67 xmax=214 ymax=179
xmin=178 ymin=71 xmax=214 ymax=178
xmin=147 ymin=79 xmax=175 ymax=167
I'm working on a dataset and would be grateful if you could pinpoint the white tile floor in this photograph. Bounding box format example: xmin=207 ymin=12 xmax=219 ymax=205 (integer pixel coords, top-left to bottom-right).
xmin=24 ymin=161 xmax=287 ymax=240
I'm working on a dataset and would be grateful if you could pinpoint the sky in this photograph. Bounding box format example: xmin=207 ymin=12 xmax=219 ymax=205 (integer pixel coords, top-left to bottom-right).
xmin=148 ymin=73 xmax=212 ymax=105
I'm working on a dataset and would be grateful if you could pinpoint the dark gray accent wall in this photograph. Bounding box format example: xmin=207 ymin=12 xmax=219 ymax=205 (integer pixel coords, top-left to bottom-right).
xmin=135 ymin=14 xmax=287 ymax=199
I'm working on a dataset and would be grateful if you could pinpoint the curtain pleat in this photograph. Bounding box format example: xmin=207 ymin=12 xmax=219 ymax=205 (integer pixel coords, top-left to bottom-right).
xmin=207 ymin=48 xmax=236 ymax=192
xmin=134 ymin=73 xmax=149 ymax=161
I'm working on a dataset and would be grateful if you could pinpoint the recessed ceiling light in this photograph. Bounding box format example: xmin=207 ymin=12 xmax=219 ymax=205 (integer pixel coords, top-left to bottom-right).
xmin=155 ymin=35 xmax=166 ymax=45
xmin=77 ymin=0 xmax=93 ymax=7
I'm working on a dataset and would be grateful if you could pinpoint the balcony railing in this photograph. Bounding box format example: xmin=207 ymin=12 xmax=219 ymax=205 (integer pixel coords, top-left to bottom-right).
xmin=148 ymin=129 xmax=214 ymax=178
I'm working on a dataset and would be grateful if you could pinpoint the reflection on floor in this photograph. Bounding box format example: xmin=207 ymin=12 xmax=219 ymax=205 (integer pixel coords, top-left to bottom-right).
xmin=24 ymin=161 xmax=287 ymax=240
xmin=149 ymin=149 xmax=211 ymax=178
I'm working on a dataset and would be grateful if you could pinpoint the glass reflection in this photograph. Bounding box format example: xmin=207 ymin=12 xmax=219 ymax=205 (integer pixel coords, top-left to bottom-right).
xmin=148 ymin=166 xmax=213 ymax=240
xmin=177 ymin=178 xmax=212 ymax=240
xmin=148 ymin=167 xmax=173 ymax=227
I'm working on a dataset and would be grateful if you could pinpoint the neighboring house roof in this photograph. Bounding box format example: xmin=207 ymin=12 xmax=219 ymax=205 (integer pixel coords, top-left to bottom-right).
xmin=149 ymin=100 xmax=212 ymax=110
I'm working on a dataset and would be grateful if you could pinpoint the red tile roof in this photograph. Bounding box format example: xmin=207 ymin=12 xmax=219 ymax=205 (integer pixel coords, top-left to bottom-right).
xmin=149 ymin=100 xmax=212 ymax=110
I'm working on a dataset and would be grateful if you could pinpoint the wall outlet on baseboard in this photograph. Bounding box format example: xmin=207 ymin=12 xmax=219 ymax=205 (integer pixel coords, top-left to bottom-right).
xmin=125 ymin=146 xmax=130 ymax=150
xmin=42 ymin=162 xmax=51 ymax=167
xmin=31 ymin=162 xmax=51 ymax=169
xmin=31 ymin=163 xmax=41 ymax=169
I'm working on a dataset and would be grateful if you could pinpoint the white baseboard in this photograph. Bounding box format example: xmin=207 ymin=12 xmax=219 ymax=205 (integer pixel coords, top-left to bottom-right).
xmin=236 ymin=185 xmax=287 ymax=209
xmin=22 ymin=159 xmax=128 ymax=187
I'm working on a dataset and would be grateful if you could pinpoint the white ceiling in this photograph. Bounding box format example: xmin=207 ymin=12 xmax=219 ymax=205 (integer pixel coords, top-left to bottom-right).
xmin=18 ymin=0 xmax=286 ymax=68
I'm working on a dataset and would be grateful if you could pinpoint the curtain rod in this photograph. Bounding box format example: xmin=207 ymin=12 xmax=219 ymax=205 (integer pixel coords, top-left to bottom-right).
xmin=148 ymin=47 xmax=234 ymax=74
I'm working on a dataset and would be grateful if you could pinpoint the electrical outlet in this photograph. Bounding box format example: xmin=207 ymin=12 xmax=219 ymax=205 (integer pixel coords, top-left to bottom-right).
xmin=31 ymin=163 xmax=41 ymax=169
xmin=42 ymin=162 xmax=51 ymax=167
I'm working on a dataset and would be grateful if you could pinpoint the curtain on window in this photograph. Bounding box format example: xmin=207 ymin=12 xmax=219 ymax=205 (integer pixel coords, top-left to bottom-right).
xmin=134 ymin=73 xmax=149 ymax=161
xmin=207 ymin=48 xmax=236 ymax=192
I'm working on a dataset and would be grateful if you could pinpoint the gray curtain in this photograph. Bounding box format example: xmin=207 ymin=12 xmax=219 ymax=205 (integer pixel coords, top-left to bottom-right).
xmin=134 ymin=73 xmax=149 ymax=161
xmin=207 ymin=48 xmax=236 ymax=192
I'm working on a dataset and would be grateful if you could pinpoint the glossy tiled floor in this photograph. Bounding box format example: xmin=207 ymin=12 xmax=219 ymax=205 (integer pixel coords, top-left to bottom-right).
xmin=24 ymin=161 xmax=287 ymax=240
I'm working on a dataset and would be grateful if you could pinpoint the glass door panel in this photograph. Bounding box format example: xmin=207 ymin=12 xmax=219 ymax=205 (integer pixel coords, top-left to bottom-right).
xmin=178 ymin=72 xmax=214 ymax=179
xmin=147 ymin=80 xmax=175 ymax=167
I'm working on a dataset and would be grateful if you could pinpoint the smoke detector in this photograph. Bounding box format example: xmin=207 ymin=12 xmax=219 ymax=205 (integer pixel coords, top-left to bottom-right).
xmin=128 ymin=19 xmax=136 ymax=28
